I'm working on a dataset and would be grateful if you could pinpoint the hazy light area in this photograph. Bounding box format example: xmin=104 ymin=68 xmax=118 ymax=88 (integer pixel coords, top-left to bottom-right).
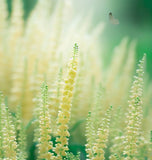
xmin=72 ymin=0 xmax=152 ymax=76
xmin=7 ymin=0 xmax=150 ymax=76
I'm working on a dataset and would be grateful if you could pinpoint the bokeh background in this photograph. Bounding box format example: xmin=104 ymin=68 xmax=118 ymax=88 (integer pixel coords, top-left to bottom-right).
xmin=6 ymin=0 xmax=152 ymax=77
xmin=74 ymin=0 xmax=152 ymax=78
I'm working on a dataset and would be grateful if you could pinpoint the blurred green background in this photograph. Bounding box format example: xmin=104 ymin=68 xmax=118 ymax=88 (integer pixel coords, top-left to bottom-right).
xmin=73 ymin=0 xmax=152 ymax=78
xmin=6 ymin=0 xmax=152 ymax=78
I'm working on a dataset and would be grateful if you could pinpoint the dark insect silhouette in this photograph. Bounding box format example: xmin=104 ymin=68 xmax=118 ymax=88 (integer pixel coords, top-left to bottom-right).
xmin=109 ymin=12 xmax=119 ymax=25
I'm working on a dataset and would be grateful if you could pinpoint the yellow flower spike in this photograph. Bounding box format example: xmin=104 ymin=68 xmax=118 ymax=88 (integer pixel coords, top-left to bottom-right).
xmin=36 ymin=82 xmax=55 ymax=160
xmin=92 ymin=106 xmax=112 ymax=159
xmin=85 ymin=111 xmax=95 ymax=159
xmin=1 ymin=101 xmax=17 ymax=159
xmin=16 ymin=105 xmax=27 ymax=159
xmin=54 ymin=43 xmax=79 ymax=159
xmin=86 ymin=106 xmax=112 ymax=160
xmin=123 ymin=54 xmax=146 ymax=159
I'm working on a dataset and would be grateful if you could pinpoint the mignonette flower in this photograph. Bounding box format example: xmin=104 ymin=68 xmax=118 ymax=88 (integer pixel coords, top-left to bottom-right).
xmin=86 ymin=106 xmax=112 ymax=160
xmin=37 ymin=82 xmax=55 ymax=160
xmin=0 ymin=94 xmax=17 ymax=159
xmin=92 ymin=106 xmax=112 ymax=160
xmin=123 ymin=54 xmax=146 ymax=159
xmin=16 ymin=105 xmax=27 ymax=159
xmin=54 ymin=43 xmax=79 ymax=159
